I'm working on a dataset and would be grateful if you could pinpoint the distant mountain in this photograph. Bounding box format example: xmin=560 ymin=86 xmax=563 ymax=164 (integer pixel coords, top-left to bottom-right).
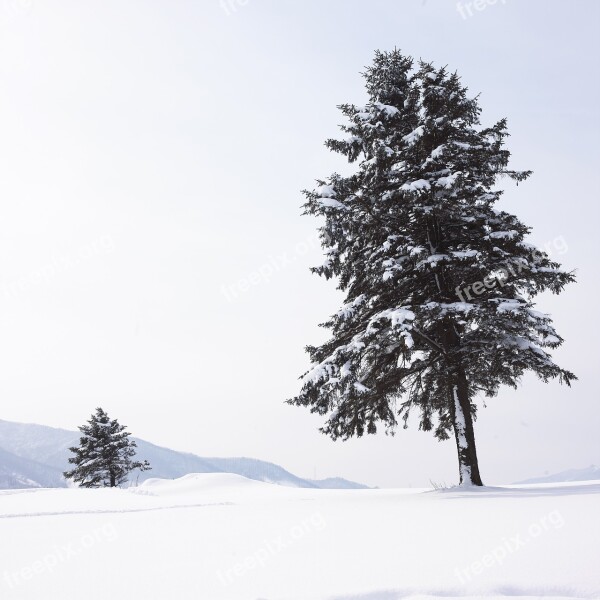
xmin=0 ymin=419 xmax=77 ymax=469
xmin=308 ymin=477 xmax=371 ymax=490
xmin=0 ymin=446 xmax=65 ymax=489
xmin=515 ymin=465 xmax=600 ymax=485
xmin=0 ymin=419 xmax=369 ymax=490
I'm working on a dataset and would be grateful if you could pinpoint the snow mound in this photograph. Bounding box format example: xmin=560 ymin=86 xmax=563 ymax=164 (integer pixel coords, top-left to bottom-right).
xmin=135 ymin=472 xmax=272 ymax=496
xmin=128 ymin=472 xmax=297 ymax=505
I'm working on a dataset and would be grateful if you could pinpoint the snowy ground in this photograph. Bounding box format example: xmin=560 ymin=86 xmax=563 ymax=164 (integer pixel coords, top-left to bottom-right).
xmin=0 ymin=474 xmax=598 ymax=600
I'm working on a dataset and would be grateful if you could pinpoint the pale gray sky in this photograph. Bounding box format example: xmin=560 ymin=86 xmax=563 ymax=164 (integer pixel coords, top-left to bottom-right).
xmin=0 ymin=0 xmax=598 ymax=487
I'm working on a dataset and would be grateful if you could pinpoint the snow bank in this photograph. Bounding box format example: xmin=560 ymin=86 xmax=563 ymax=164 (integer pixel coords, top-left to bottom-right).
xmin=138 ymin=472 xmax=266 ymax=493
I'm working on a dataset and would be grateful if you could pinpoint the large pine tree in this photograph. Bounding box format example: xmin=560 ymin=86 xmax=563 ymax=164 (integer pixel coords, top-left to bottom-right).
xmin=288 ymin=50 xmax=575 ymax=486
xmin=64 ymin=408 xmax=151 ymax=488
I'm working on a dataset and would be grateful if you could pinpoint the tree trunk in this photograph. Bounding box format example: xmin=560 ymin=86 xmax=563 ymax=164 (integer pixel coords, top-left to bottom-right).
xmin=450 ymin=372 xmax=483 ymax=486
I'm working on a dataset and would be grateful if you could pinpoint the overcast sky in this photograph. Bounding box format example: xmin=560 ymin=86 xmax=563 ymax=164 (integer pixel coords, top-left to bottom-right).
xmin=0 ymin=0 xmax=598 ymax=488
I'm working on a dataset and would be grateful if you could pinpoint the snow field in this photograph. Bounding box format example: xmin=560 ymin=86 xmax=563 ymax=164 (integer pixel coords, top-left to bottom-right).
xmin=0 ymin=474 xmax=598 ymax=600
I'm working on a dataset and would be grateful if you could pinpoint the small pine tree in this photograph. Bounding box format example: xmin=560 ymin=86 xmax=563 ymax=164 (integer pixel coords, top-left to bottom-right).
xmin=288 ymin=50 xmax=576 ymax=486
xmin=64 ymin=408 xmax=151 ymax=488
